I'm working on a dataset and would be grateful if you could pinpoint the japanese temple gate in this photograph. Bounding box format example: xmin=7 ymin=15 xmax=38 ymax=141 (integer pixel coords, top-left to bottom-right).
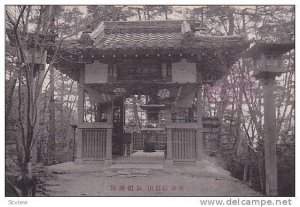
xmin=57 ymin=20 xmax=247 ymax=165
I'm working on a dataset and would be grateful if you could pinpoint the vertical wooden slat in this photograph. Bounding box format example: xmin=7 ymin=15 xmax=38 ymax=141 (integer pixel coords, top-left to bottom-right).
xmin=192 ymin=130 xmax=195 ymax=158
xmin=189 ymin=130 xmax=192 ymax=159
xmin=182 ymin=130 xmax=185 ymax=159
xmin=186 ymin=130 xmax=189 ymax=159
xmin=85 ymin=130 xmax=87 ymax=158
xmin=95 ymin=130 xmax=98 ymax=158
xmin=85 ymin=130 xmax=87 ymax=157
xmin=178 ymin=130 xmax=184 ymax=159
xmin=83 ymin=130 xmax=86 ymax=157
xmin=82 ymin=130 xmax=85 ymax=157
xmin=177 ymin=130 xmax=180 ymax=159
xmin=104 ymin=130 xmax=106 ymax=157
xmin=173 ymin=130 xmax=176 ymax=159
xmin=175 ymin=130 xmax=178 ymax=159
xmin=101 ymin=130 xmax=104 ymax=157
xmin=103 ymin=130 xmax=105 ymax=157
xmin=192 ymin=130 xmax=194 ymax=158
xmin=177 ymin=130 xmax=179 ymax=159
xmin=94 ymin=130 xmax=96 ymax=158
xmin=184 ymin=130 xmax=187 ymax=159
xmin=195 ymin=130 xmax=198 ymax=158
xmin=98 ymin=130 xmax=101 ymax=157
xmin=195 ymin=130 xmax=197 ymax=158
xmin=99 ymin=130 xmax=102 ymax=158
xmin=183 ymin=131 xmax=189 ymax=159
xmin=189 ymin=130 xmax=192 ymax=158
xmin=91 ymin=130 xmax=94 ymax=157
xmin=95 ymin=130 xmax=97 ymax=157
xmin=187 ymin=130 xmax=189 ymax=159
xmin=179 ymin=130 xmax=182 ymax=159
xmin=98 ymin=130 xmax=100 ymax=158
xmin=174 ymin=130 xmax=177 ymax=159
xmin=101 ymin=130 xmax=104 ymax=158
xmin=87 ymin=130 xmax=90 ymax=157
xmin=92 ymin=130 xmax=95 ymax=157
xmin=89 ymin=130 xmax=92 ymax=157
xmin=101 ymin=130 xmax=103 ymax=158
xmin=173 ymin=130 xmax=175 ymax=159
xmin=93 ymin=130 xmax=95 ymax=157
xmin=85 ymin=130 xmax=88 ymax=157
xmin=82 ymin=130 xmax=84 ymax=157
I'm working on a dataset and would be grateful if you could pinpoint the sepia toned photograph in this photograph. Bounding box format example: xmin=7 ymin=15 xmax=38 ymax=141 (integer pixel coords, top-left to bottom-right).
xmin=4 ymin=5 xmax=295 ymax=199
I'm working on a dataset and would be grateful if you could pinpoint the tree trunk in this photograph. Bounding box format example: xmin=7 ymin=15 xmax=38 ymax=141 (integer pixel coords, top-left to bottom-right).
xmin=48 ymin=66 xmax=56 ymax=165
xmin=243 ymin=146 xmax=250 ymax=183
xmin=5 ymin=72 xmax=18 ymax=121
xmin=258 ymin=156 xmax=265 ymax=193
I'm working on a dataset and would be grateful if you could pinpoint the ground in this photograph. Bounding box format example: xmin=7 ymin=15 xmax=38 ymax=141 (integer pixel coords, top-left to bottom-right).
xmin=40 ymin=151 xmax=261 ymax=196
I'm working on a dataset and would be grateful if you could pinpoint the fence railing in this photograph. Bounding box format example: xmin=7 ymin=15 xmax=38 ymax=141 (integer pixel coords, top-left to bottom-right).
xmin=81 ymin=129 xmax=107 ymax=159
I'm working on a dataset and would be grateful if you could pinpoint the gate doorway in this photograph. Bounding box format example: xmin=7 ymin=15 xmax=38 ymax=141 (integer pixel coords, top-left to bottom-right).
xmin=113 ymin=95 xmax=167 ymax=162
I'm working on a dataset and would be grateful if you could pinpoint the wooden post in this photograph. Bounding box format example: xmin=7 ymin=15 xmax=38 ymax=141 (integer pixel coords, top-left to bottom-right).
xmin=247 ymin=41 xmax=294 ymax=196
xmin=165 ymin=108 xmax=173 ymax=164
xmin=262 ymin=76 xmax=278 ymax=196
xmin=70 ymin=125 xmax=77 ymax=161
xmin=75 ymin=69 xmax=84 ymax=163
xmin=105 ymin=103 xmax=113 ymax=165
xmin=105 ymin=128 xmax=113 ymax=163
xmin=196 ymin=84 xmax=204 ymax=161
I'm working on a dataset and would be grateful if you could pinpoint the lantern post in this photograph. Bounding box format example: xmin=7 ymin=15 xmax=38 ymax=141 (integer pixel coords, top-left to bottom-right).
xmin=247 ymin=41 xmax=294 ymax=196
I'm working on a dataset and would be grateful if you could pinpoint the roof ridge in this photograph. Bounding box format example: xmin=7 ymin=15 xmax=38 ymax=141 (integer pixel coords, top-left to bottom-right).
xmin=102 ymin=20 xmax=196 ymax=34
xmin=103 ymin=19 xmax=194 ymax=23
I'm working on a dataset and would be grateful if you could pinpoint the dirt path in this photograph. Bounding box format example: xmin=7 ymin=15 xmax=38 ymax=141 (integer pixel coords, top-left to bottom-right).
xmin=41 ymin=161 xmax=261 ymax=196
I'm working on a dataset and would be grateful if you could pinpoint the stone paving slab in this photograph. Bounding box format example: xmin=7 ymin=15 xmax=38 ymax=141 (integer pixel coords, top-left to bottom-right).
xmin=43 ymin=156 xmax=262 ymax=196
xmin=110 ymin=163 xmax=164 ymax=169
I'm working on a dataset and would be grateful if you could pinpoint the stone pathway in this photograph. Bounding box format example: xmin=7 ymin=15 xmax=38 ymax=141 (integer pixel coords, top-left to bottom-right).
xmin=42 ymin=158 xmax=262 ymax=197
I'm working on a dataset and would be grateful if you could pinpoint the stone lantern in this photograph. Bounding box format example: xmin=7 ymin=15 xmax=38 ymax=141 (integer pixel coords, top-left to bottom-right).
xmin=140 ymin=102 xmax=166 ymax=129
xmin=247 ymin=41 xmax=294 ymax=196
xmin=247 ymin=41 xmax=294 ymax=79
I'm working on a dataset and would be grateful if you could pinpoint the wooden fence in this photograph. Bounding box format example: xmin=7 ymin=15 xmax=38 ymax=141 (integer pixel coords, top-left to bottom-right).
xmin=82 ymin=129 xmax=107 ymax=158
xmin=171 ymin=129 xmax=196 ymax=159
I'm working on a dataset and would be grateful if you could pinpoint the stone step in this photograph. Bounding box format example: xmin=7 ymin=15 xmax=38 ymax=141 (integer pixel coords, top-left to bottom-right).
xmin=113 ymin=159 xmax=164 ymax=164
xmin=109 ymin=163 xmax=164 ymax=170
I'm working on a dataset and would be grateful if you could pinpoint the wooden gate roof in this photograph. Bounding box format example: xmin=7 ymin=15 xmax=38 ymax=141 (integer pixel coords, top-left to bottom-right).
xmin=62 ymin=20 xmax=247 ymax=54
xmin=57 ymin=20 xmax=250 ymax=81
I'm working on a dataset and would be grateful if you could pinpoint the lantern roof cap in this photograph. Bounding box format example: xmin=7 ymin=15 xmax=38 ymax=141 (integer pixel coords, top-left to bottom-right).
xmin=246 ymin=41 xmax=294 ymax=57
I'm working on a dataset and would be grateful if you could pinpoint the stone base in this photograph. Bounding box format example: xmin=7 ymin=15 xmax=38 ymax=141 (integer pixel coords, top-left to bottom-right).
xmin=164 ymin=159 xmax=174 ymax=166
xmin=195 ymin=160 xmax=205 ymax=167
xmin=75 ymin=158 xmax=83 ymax=164
xmin=104 ymin=159 xmax=113 ymax=166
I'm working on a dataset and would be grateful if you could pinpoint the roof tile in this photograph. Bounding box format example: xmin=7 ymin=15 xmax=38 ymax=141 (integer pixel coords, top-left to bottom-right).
xmin=95 ymin=32 xmax=182 ymax=51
